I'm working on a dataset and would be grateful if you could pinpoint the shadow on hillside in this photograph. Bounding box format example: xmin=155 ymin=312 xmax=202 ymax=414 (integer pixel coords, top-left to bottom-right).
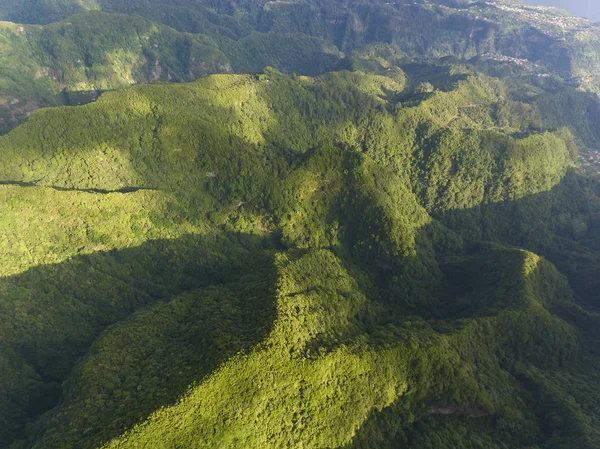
xmin=3 ymin=170 xmax=600 ymax=449
xmin=2 ymin=148 xmax=600 ymax=448
xmin=431 ymin=170 xmax=600 ymax=312
xmin=400 ymin=62 xmax=469 ymax=91
xmin=1 ymin=232 xmax=279 ymax=449
xmin=339 ymin=168 xmax=600 ymax=448
xmin=346 ymin=230 xmax=600 ymax=449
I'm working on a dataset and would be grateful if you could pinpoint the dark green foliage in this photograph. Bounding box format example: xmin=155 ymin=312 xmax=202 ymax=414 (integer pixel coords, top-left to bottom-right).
xmin=0 ymin=64 xmax=598 ymax=448
xmin=5 ymin=0 xmax=600 ymax=136
xmin=219 ymin=32 xmax=342 ymax=76
xmin=25 ymin=250 xmax=278 ymax=449
xmin=0 ymin=232 xmax=273 ymax=445
xmin=2 ymin=1 xmax=600 ymax=444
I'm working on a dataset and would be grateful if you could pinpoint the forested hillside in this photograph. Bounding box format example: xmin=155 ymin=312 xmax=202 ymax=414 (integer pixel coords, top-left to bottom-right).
xmin=4 ymin=0 xmax=600 ymax=133
xmin=0 ymin=10 xmax=340 ymax=133
xmin=1 ymin=1 xmax=600 ymax=449
xmin=0 ymin=61 xmax=599 ymax=448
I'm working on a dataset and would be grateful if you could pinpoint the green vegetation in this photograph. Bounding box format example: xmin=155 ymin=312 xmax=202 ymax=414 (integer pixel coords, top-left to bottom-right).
xmin=1 ymin=1 xmax=600 ymax=448
xmin=0 ymin=0 xmax=597 ymax=82
xmin=5 ymin=0 xmax=600 ymax=135
xmin=0 ymin=11 xmax=340 ymax=133
xmin=0 ymin=60 xmax=599 ymax=448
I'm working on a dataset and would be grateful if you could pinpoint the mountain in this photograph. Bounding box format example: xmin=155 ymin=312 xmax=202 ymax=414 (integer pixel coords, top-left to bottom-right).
xmin=4 ymin=0 xmax=600 ymax=133
xmin=0 ymin=10 xmax=340 ymax=133
xmin=2 ymin=63 xmax=600 ymax=449
xmin=0 ymin=1 xmax=600 ymax=449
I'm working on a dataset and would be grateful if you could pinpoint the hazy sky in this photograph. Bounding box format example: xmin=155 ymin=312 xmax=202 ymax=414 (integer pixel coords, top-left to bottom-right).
xmin=524 ymin=0 xmax=600 ymax=21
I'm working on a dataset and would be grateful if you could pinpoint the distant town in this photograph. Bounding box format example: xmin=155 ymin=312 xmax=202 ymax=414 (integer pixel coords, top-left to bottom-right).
xmin=579 ymin=150 xmax=600 ymax=175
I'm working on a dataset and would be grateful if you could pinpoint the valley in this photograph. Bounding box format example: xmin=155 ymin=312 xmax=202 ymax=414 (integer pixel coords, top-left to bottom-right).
xmin=0 ymin=2 xmax=599 ymax=449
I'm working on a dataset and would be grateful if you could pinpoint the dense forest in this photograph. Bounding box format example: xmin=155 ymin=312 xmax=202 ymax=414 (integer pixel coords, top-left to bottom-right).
xmin=3 ymin=0 xmax=600 ymax=133
xmin=1 ymin=1 xmax=600 ymax=448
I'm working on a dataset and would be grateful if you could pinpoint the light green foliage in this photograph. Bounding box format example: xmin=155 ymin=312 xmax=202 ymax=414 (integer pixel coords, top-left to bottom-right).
xmin=0 ymin=58 xmax=599 ymax=449
xmin=4 ymin=0 xmax=600 ymax=136
xmin=0 ymin=186 xmax=205 ymax=277
xmin=0 ymin=12 xmax=232 ymax=132
xmin=98 ymin=246 xmax=593 ymax=449
xmin=0 ymin=9 xmax=344 ymax=134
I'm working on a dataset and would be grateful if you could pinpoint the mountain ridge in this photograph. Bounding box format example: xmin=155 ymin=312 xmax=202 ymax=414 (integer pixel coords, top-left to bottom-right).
xmin=1 ymin=63 xmax=599 ymax=448
xmin=1 ymin=1 xmax=600 ymax=448
xmin=3 ymin=0 xmax=600 ymax=133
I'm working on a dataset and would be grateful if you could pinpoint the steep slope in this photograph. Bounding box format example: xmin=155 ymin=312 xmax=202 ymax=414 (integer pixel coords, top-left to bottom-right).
xmin=0 ymin=66 xmax=599 ymax=448
xmin=3 ymin=0 xmax=600 ymax=78
xmin=0 ymin=11 xmax=340 ymax=133
xmin=99 ymin=246 xmax=596 ymax=449
xmin=4 ymin=0 xmax=600 ymax=134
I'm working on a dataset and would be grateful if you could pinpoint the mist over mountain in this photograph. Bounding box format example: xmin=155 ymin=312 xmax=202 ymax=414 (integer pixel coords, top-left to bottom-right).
xmin=1 ymin=1 xmax=600 ymax=449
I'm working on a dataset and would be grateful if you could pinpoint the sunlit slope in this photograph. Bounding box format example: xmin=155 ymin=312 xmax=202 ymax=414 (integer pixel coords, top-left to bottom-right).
xmin=3 ymin=0 xmax=600 ymax=86
xmin=0 ymin=11 xmax=341 ymax=133
xmin=94 ymin=248 xmax=596 ymax=449
xmin=0 ymin=12 xmax=229 ymax=133
xmin=0 ymin=69 xmax=599 ymax=448
xmin=0 ymin=68 xmax=571 ymax=198
xmin=4 ymin=0 xmax=600 ymax=135
xmin=15 ymin=244 xmax=599 ymax=449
